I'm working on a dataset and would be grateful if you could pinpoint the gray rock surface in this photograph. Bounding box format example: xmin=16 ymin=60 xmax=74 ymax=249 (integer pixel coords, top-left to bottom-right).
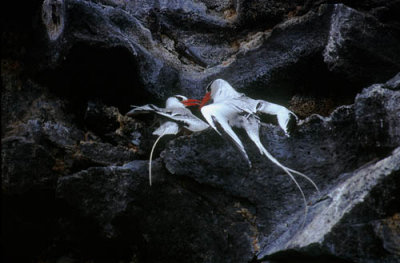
xmin=53 ymin=76 xmax=400 ymax=262
xmin=260 ymin=147 xmax=400 ymax=262
xmin=162 ymin=80 xmax=400 ymax=262
xmin=16 ymin=1 xmax=400 ymax=103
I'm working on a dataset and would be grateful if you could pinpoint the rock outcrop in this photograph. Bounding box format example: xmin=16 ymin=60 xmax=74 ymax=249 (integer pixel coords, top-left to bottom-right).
xmin=2 ymin=0 xmax=400 ymax=262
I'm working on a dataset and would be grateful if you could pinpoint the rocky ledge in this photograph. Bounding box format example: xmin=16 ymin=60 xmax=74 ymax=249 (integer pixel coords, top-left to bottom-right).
xmin=2 ymin=0 xmax=400 ymax=262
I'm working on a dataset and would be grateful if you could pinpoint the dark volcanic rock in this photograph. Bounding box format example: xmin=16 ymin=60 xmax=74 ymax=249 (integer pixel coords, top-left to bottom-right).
xmin=57 ymin=161 xmax=150 ymax=238
xmin=203 ymin=3 xmax=400 ymax=104
xmin=2 ymin=136 xmax=57 ymax=194
xmin=259 ymin=147 xmax=400 ymax=262
xmin=77 ymin=141 xmax=136 ymax=166
xmin=18 ymin=0 xmax=400 ymax=107
xmin=1 ymin=89 xmax=85 ymax=193
xmin=3 ymin=0 xmax=400 ymax=262
xmin=384 ymin=72 xmax=400 ymax=90
xmin=84 ymin=101 xmax=122 ymax=137
xmin=162 ymin=76 xmax=400 ymax=262
xmin=57 ymin=160 xmax=257 ymax=262
xmin=83 ymin=100 xmax=157 ymax=156
xmin=322 ymin=4 xmax=400 ymax=86
xmin=53 ymin=75 xmax=400 ymax=262
xmin=355 ymin=83 xmax=400 ymax=150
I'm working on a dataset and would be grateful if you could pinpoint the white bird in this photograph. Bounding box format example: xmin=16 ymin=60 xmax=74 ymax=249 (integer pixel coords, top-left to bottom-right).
xmin=127 ymin=95 xmax=209 ymax=185
xmin=199 ymin=79 xmax=320 ymax=223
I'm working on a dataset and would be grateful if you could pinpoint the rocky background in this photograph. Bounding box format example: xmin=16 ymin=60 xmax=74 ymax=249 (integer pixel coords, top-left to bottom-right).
xmin=2 ymin=0 xmax=400 ymax=262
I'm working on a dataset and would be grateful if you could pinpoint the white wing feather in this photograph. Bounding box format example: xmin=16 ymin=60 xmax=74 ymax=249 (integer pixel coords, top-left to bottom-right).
xmin=201 ymin=103 xmax=251 ymax=167
xmin=255 ymin=100 xmax=298 ymax=136
xmin=149 ymin=121 xmax=179 ymax=186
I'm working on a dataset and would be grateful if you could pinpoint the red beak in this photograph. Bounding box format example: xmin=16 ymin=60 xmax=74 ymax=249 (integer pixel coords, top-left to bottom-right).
xmin=199 ymin=92 xmax=211 ymax=108
xmin=181 ymin=99 xmax=201 ymax=107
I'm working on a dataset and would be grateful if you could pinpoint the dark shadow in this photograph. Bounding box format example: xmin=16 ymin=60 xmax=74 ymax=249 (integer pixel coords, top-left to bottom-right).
xmin=244 ymin=52 xmax=357 ymax=117
xmin=36 ymin=43 xmax=155 ymax=125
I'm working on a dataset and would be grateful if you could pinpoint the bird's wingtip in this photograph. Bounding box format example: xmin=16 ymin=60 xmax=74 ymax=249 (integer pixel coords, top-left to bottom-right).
xmin=126 ymin=110 xmax=135 ymax=116
xmin=126 ymin=108 xmax=141 ymax=116
xmin=285 ymin=113 xmax=298 ymax=136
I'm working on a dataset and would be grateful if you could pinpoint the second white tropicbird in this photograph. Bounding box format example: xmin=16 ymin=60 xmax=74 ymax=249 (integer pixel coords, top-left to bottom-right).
xmin=127 ymin=95 xmax=209 ymax=185
xmin=198 ymin=79 xmax=320 ymax=223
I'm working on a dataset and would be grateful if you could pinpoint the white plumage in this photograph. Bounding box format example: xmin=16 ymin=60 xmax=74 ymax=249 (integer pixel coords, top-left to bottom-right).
xmin=199 ymin=79 xmax=319 ymax=224
xmin=128 ymin=95 xmax=209 ymax=134
xmin=127 ymin=95 xmax=209 ymax=185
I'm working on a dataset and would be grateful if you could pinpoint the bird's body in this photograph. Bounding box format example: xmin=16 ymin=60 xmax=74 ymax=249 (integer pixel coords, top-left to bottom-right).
xmin=128 ymin=96 xmax=209 ymax=134
xmin=199 ymin=79 xmax=319 ymax=224
xmin=127 ymin=95 xmax=209 ymax=185
xmin=200 ymin=79 xmax=298 ymax=137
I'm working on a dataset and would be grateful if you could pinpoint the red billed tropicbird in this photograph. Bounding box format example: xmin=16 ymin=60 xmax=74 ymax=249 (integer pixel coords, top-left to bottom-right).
xmin=199 ymin=79 xmax=320 ymax=223
xmin=127 ymin=95 xmax=209 ymax=185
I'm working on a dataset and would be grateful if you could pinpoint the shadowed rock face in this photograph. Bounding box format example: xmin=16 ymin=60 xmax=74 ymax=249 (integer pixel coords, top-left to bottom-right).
xmin=2 ymin=0 xmax=400 ymax=262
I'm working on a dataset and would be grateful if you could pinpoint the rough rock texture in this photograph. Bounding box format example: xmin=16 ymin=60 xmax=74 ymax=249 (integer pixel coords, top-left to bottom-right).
xmin=2 ymin=0 xmax=400 ymax=262
xmin=162 ymin=80 xmax=400 ymax=262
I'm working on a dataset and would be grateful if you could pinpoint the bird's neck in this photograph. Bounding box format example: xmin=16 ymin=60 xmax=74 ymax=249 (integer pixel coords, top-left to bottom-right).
xmin=213 ymin=89 xmax=242 ymax=102
xmin=165 ymin=98 xmax=185 ymax=109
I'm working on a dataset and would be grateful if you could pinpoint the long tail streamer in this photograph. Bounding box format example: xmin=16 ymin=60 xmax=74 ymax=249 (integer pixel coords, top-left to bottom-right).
xmin=261 ymin=148 xmax=320 ymax=228
xmin=148 ymin=132 xmax=166 ymax=186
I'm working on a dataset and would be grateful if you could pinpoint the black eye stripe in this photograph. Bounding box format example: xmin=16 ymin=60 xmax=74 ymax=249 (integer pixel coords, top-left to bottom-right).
xmin=206 ymin=83 xmax=212 ymax=92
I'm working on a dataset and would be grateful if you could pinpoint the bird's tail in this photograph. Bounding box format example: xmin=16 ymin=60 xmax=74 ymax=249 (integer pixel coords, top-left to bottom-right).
xmin=286 ymin=167 xmax=320 ymax=195
xmin=246 ymin=129 xmax=319 ymax=227
xmin=148 ymin=132 xmax=166 ymax=186
xmin=262 ymin=148 xmax=309 ymax=227
xmin=127 ymin=104 xmax=160 ymax=116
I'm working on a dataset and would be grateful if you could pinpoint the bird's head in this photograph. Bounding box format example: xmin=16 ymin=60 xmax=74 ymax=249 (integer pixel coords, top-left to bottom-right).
xmin=199 ymin=79 xmax=240 ymax=108
xmin=168 ymin=95 xmax=201 ymax=108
